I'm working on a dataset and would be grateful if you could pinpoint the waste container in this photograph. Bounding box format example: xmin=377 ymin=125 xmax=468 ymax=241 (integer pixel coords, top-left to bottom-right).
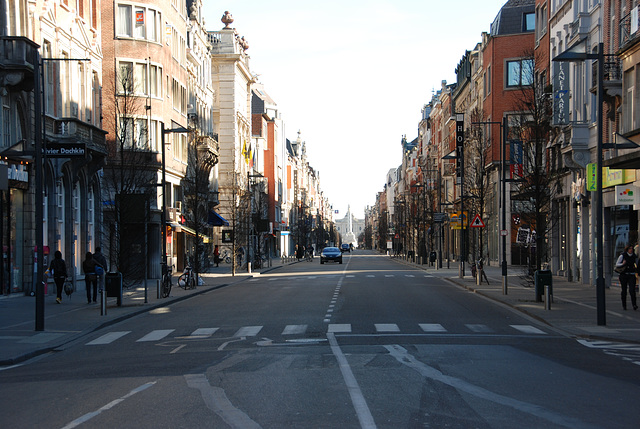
xmin=105 ymin=272 xmax=123 ymax=306
xmin=534 ymin=269 xmax=553 ymax=302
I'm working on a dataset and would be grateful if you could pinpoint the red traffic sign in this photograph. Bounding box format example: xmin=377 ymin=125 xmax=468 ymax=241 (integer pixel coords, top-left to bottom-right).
xmin=470 ymin=214 xmax=485 ymax=228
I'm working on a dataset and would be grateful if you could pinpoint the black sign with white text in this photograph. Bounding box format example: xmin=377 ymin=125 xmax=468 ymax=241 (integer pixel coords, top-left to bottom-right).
xmin=45 ymin=143 xmax=86 ymax=157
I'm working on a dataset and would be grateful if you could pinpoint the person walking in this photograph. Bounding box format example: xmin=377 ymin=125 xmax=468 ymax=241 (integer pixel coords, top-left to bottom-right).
xmin=93 ymin=247 xmax=107 ymax=272
xmin=82 ymin=252 xmax=100 ymax=304
xmin=615 ymin=244 xmax=638 ymax=311
xmin=213 ymin=245 xmax=220 ymax=267
xmin=49 ymin=250 xmax=67 ymax=304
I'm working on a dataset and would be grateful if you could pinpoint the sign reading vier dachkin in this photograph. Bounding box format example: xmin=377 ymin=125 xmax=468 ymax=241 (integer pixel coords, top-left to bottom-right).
xmin=45 ymin=143 xmax=86 ymax=157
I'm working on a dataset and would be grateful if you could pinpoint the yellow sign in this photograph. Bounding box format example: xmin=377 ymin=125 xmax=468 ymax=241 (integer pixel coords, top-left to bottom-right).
xmin=586 ymin=164 xmax=636 ymax=191
xmin=450 ymin=211 xmax=468 ymax=230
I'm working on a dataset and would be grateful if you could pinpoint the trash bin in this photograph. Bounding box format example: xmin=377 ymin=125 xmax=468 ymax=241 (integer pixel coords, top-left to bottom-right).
xmin=430 ymin=251 xmax=437 ymax=263
xmin=105 ymin=272 xmax=123 ymax=306
xmin=534 ymin=269 xmax=552 ymax=302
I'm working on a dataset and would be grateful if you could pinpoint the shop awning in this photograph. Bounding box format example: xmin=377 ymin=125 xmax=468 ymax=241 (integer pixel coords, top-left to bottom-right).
xmin=180 ymin=225 xmax=212 ymax=243
xmin=208 ymin=210 xmax=229 ymax=226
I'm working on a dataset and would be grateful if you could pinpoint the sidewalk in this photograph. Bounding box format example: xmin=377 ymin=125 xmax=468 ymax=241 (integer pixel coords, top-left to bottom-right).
xmin=394 ymin=256 xmax=640 ymax=344
xmin=0 ymin=259 xmax=288 ymax=366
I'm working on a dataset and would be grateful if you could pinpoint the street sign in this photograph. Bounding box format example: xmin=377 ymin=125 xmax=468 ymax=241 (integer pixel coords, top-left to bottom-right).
xmin=470 ymin=214 xmax=485 ymax=228
xmin=500 ymin=230 xmax=509 ymax=236
xmin=433 ymin=212 xmax=446 ymax=223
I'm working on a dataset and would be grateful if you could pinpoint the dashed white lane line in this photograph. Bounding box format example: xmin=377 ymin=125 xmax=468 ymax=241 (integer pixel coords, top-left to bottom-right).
xmin=86 ymin=331 xmax=131 ymax=345
xmin=136 ymin=329 xmax=175 ymax=342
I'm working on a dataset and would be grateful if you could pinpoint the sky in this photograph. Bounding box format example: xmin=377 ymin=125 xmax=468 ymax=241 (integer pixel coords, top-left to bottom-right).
xmin=203 ymin=1 xmax=509 ymax=219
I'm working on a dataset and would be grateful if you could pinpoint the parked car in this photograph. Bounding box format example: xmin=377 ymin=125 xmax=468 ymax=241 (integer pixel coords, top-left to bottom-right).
xmin=320 ymin=247 xmax=343 ymax=264
xmin=340 ymin=243 xmax=351 ymax=253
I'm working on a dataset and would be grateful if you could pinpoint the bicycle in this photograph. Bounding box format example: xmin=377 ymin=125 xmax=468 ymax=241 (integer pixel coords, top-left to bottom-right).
xmin=219 ymin=250 xmax=232 ymax=264
xmin=178 ymin=264 xmax=196 ymax=290
xmin=305 ymin=250 xmax=313 ymax=262
xmin=161 ymin=264 xmax=172 ymax=298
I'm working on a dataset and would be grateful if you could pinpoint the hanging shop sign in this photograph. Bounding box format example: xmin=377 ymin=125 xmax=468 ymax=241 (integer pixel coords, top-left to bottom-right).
xmin=615 ymin=185 xmax=640 ymax=205
xmin=45 ymin=143 xmax=86 ymax=157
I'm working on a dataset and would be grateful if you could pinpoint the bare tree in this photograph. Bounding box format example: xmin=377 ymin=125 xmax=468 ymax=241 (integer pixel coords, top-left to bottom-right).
xmin=508 ymin=51 xmax=559 ymax=274
xmin=102 ymin=63 xmax=158 ymax=284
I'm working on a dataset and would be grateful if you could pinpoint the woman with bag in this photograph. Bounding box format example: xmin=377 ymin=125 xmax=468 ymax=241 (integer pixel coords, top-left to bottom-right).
xmin=615 ymin=244 xmax=638 ymax=310
xmin=49 ymin=251 xmax=67 ymax=304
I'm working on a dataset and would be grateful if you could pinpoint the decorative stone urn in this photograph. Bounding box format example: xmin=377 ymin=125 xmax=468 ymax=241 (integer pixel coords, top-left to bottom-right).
xmin=221 ymin=11 xmax=234 ymax=29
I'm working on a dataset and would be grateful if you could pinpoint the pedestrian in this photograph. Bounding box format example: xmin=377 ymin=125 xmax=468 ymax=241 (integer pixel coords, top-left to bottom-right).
xmin=213 ymin=245 xmax=220 ymax=267
xmin=615 ymin=244 xmax=638 ymax=310
xmin=93 ymin=247 xmax=107 ymax=272
xmin=82 ymin=252 xmax=100 ymax=304
xmin=48 ymin=250 xmax=67 ymax=304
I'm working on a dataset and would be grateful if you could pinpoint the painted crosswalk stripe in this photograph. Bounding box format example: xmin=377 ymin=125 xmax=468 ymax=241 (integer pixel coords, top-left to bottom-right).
xmin=366 ymin=275 xmax=375 ymax=278
xmin=385 ymin=274 xmax=394 ymax=278
xmin=189 ymin=328 xmax=219 ymax=337
xmin=234 ymin=326 xmax=263 ymax=337
xmin=137 ymin=329 xmax=175 ymax=342
xmin=282 ymin=325 xmax=307 ymax=335
xmin=511 ymin=325 xmax=547 ymax=335
xmin=405 ymin=275 xmax=415 ymax=278
xmin=327 ymin=324 xmax=351 ymax=333
xmin=419 ymin=323 xmax=447 ymax=332
xmin=86 ymin=331 xmax=131 ymax=345
xmin=375 ymin=323 xmax=400 ymax=332
xmin=466 ymin=324 xmax=493 ymax=333
xmin=346 ymin=275 xmax=355 ymax=278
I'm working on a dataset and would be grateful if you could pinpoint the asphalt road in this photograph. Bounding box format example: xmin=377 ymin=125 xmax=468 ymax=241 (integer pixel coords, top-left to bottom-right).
xmin=1 ymin=251 xmax=639 ymax=428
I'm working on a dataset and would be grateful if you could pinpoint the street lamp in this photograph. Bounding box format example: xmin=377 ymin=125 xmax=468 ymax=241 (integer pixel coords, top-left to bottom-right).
xmin=472 ymin=118 xmax=509 ymax=294
xmin=160 ymin=123 xmax=188 ymax=286
xmin=553 ymin=39 xmax=606 ymax=326
xmin=248 ymin=172 xmax=265 ymax=272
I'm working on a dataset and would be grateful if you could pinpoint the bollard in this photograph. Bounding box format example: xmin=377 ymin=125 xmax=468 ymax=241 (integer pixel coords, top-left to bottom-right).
xmin=100 ymin=277 xmax=107 ymax=316
xmin=248 ymin=262 xmax=252 ymax=273
xmin=476 ymin=269 xmax=481 ymax=286
xmin=545 ymin=284 xmax=551 ymax=310
xmin=157 ymin=279 xmax=160 ymax=299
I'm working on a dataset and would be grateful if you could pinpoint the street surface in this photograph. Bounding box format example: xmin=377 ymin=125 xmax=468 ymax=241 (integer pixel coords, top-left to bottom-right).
xmin=1 ymin=250 xmax=638 ymax=428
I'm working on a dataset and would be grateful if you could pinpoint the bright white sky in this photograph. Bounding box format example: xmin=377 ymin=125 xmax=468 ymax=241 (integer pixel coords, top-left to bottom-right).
xmin=203 ymin=1 xmax=508 ymax=219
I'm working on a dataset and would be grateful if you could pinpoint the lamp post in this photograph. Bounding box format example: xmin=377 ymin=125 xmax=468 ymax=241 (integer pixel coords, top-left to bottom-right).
xmin=472 ymin=118 xmax=508 ymax=294
xmin=553 ymin=40 xmax=606 ymax=325
xmin=160 ymin=124 xmax=188 ymax=286
xmin=248 ymin=172 xmax=265 ymax=272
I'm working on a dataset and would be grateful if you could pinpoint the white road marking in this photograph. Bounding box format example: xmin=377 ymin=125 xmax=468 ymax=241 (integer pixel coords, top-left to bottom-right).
xmin=328 ymin=333 xmax=376 ymax=428
xmin=510 ymin=325 xmax=547 ymax=335
xmin=385 ymin=345 xmax=594 ymax=429
xmin=419 ymin=323 xmax=447 ymax=332
xmin=465 ymin=324 xmax=493 ymax=333
xmin=328 ymin=324 xmax=352 ymax=333
xmin=86 ymin=331 xmax=131 ymax=345
xmin=189 ymin=328 xmax=219 ymax=338
xmin=233 ymin=326 xmax=263 ymax=337
xmin=375 ymin=323 xmax=400 ymax=332
xmin=282 ymin=324 xmax=307 ymax=335
xmin=61 ymin=381 xmax=156 ymax=429
xmin=136 ymin=329 xmax=175 ymax=342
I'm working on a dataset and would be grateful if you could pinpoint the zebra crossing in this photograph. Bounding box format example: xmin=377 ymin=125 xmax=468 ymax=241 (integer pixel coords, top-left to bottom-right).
xmin=249 ymin=274 xmax=434 ymax=282
xmin=85 ymin=322 xmax=549 ymax=346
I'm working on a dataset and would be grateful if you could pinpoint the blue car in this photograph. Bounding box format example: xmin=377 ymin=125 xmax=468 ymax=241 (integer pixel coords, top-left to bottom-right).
xmin=340 ymin=243 xmax=351 ymax=253
xmin=320 ymin=247 xmax=343 ymax=264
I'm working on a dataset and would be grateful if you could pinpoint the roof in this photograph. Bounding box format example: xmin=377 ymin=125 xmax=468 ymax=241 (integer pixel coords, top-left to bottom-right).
xmin=490 ymin=0 xmax=535 ymax=36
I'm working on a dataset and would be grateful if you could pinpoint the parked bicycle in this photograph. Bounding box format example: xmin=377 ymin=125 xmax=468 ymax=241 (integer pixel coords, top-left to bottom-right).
xmin=219 ymin=249 xmax=233 ymax=264
xmin=178 ymin=264 xmax=196 ymax=290
xmin=161 ymin=264 xmax=172 ymax=298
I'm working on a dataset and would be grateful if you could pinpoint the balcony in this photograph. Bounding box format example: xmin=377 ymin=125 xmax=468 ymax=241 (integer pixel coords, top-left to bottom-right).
xmin=45 ymin=116 xmax=107 ymax=154
xmin=0 ymin=37 xmax=38 ymax=92
xmin=621 ymin=8 xmax=640 ymax=52
xmin=591 ymin=56 xmax=622 ymax=100
xmin=196 ymin=135 xmax=219 ymax=168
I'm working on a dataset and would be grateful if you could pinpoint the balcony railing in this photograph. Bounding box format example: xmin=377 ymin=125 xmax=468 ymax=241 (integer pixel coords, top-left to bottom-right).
xmin=591 ymin=56 xmax=622 ymax=92
xmin=621 ymin=8 xmax=640 ymax=49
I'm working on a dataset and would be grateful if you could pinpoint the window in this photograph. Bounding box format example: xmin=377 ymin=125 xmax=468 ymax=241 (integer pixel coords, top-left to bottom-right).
xmin=623 ymin=68 xmax=635 ymax=133
xmin=506 ymin=59 xmax=534 ymax=87
xmin=134 ymin=63 xmax=147 ymax=94
xmin=149 ymin=64 xmax=160 ymax=97
xmin=524 ymin=12 xmax=535 ymax=32
xmin=116 ymin=4 xmax=132 ymax=37
xmin=2 ymin=95 xmax=10 ymax=147
xmin=43 ymin=41 xmax=55 ymax=115
xmin=118 ymin=61 xmax=133 ymax=93
xmin=116 ymin=4 xmax=161 ymax=42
